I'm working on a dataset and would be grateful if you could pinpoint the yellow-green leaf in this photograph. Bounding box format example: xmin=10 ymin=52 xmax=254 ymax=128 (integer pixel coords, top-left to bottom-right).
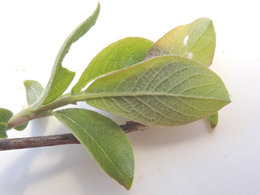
xmin=53 ymin=108 xmax=134 ymax=189
xmin=72 ymin=37 xmax=153 ymax=94
xmin=85 ymin=56 xmax=230 ymax=126
xmin=146 ymin=18 xmax=216 ymax=66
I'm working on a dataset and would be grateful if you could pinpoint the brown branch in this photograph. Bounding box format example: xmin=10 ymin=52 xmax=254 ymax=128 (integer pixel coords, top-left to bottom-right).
xmin=0 ymin=121 xmax=147 ymax=151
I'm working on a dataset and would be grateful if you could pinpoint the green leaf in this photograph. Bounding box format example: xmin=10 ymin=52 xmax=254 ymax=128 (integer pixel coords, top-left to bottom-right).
xmin=14 ymin=122 xmax=29 ymax=131
xmin=14 ymin=80 xmax=44 ymax=131
xmin=72 ymin=37 xmax=153 ymax=94
xmin=35 ymin=3 xmax=100 ymax=107
xmin=146 ymin=18 xmax=216 ymax=66
xmin=53 ymin=108 xmax=134 ymax=189
xmin=0 ymin=108 xmax=13 ymax=138
xmin=207 ymin=112 xmax=218 ymax=129
xmin=24 ymin=80 xmax=44 ymax=105
xmin=146 ymin=18 xmax=217 ymax=127
xmin=85 ymin=56 xmax=230 ymax=126
xmin=41 ymin=67 xmax=75 ymax=105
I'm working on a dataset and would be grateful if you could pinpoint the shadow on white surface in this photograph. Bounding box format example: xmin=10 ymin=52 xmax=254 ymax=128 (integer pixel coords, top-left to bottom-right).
xmin=128 ymin=120 xmax=209 ymax=148
xmin=1 ymin=117 xmax=210 ymax=195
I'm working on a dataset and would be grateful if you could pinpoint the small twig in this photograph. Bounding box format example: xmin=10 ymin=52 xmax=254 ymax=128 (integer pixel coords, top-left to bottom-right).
xmin=0 ymin=134 xmax=79 ymax=150
xmin=0 ymin=121 xmax=147 ymax=151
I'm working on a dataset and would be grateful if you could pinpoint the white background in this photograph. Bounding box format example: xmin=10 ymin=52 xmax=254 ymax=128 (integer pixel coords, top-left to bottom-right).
xmin=0 ymin=0 xmax=260 ymax=194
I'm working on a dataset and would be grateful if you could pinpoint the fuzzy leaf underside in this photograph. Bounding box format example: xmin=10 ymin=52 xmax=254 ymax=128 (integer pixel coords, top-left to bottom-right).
xmin=85 ymin=56 xmax=230 ymax=126
xmin=53 ymin=109 xmax=134 ymax=189
xmin=146 ymin=18 xmax=216 ymax=67
xmin=15 ymin=80 xmax=44 ymax=131
xmin=146 ymin=18 xmax=218 ymax=127
xmin=35 ymin=3 xmax=100 ymax=107
xmin=24 ymin=80 xmax=44 ymax=105
xmin=0 ymin=108 xmax=13 ymax=138
xmin=72 ymin=37 xmax=153 ymax=93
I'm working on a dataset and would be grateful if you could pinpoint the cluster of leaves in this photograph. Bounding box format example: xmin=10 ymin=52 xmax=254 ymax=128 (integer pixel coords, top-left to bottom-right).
xmin=0 ymin=3 xmax=230 ymax=189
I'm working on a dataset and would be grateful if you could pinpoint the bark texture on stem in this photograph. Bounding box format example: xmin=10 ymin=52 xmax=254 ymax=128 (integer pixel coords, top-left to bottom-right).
xmin=0 ymin=121 xmax=146 ymax=151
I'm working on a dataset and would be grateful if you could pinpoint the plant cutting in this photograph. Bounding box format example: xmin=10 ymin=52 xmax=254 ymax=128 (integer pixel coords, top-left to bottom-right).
xmin=0 ymin=3 xmax=230 ymax=189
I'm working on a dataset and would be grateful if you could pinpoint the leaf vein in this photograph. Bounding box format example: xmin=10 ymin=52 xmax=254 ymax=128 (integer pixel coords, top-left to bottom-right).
xmin=154 ymin=96 xmax=195 ymax=118
xmin=134 ymin=96 xmax=185 ymax=122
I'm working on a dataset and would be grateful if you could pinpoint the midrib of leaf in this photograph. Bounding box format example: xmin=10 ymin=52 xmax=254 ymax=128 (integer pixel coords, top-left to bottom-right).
xmin=55 ymin=112 xmax=128 ymax=182
xmin=82 ymin=92 xmax=230 ymax=103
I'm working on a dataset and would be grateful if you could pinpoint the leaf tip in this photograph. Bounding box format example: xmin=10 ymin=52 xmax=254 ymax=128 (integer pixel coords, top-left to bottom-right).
xmin=117 ymin=175 xmax=133 ymax=190
xmin=223 ymin=93 xmax=232 ymax=105
xmin=120 ymin=172 xmax=134 ymax=190
xmin=208 ymin=113 xmax=218 ymax=129
xmin=23 ymin=80 xmax=30 ymax=86
xmin=95 ymin=2 xmax=101 ymax=16
xmin=125 ymin=178 xmax=134 ymax=190
xmin=195 ymin=17 xmax=214 ymax=26
xmin=124 ymin=184 xmax=132 ymax=190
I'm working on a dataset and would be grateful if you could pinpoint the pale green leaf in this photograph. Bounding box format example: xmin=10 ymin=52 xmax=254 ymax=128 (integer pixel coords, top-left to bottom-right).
xmin=207 ymin=112 xmax=218 ymax=129
xmin=72 ymin=37 xmax=153 ymax=94
xmin=0 ymin=108 xmax=13 ymax=138
xmin=35 ymin=3 xmax=100 ymax=107
xmin=24 ymin=80 xmax=44 ymax=105
xmin=85 ymin=56 xmax=230 ymax=126
xmin=146 ymin=18 xmax=217 ymax=127
xmin=146 ymin=18 xmax=216 ymax=66
xmin=53 ymin=108 xmax=134 ymax=189
xmin=14 ymin=80 xmax=44 ymax=131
